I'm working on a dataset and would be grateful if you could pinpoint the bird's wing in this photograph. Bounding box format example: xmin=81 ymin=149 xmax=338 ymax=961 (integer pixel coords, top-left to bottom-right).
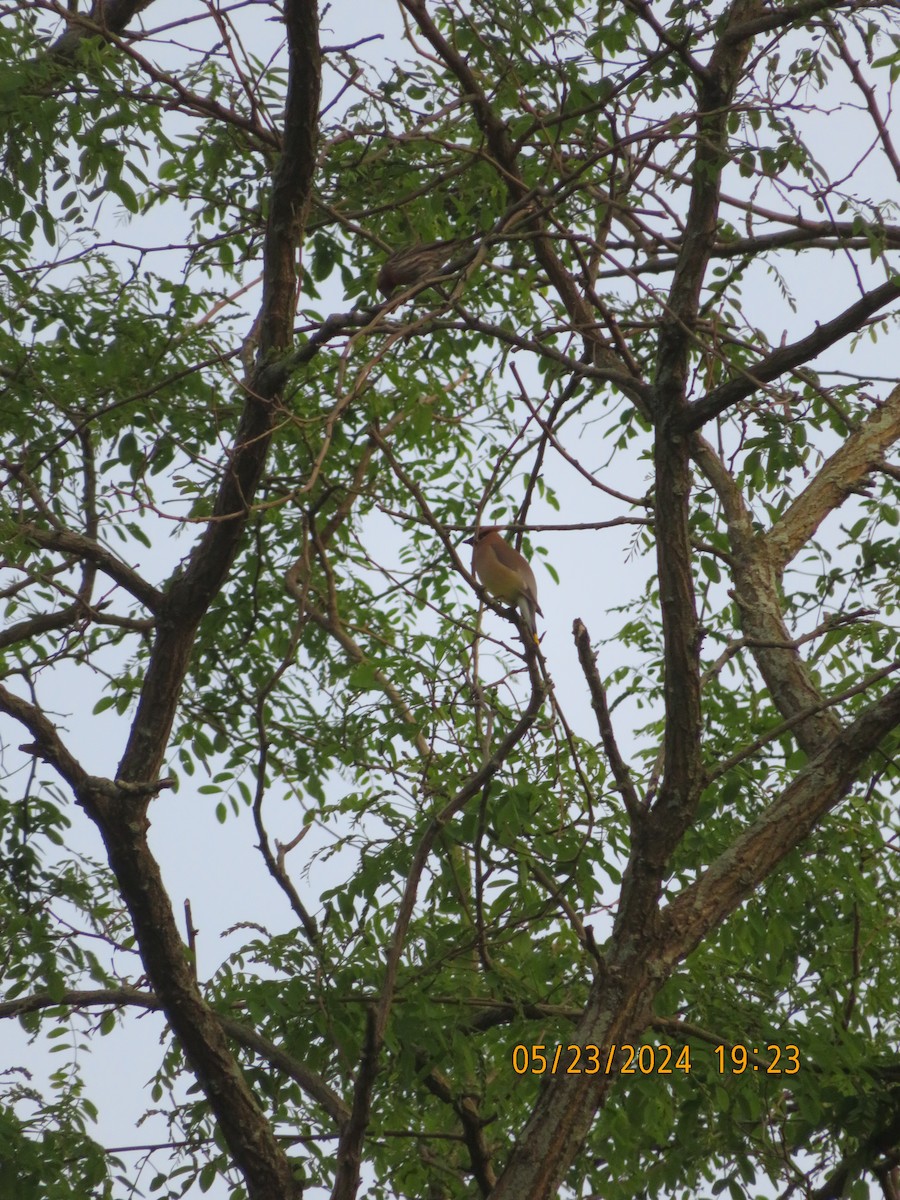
xmin=488 ymin=540 xmax=541 ymax=613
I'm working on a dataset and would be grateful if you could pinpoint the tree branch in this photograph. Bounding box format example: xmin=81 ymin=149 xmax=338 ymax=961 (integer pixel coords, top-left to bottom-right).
xmin=0 ymin=985 xmax=350 ymax=1128
xmin=661 ymin=680 xmax=900 ymax=961
xmin=573 ymin=619 xmax=642 ymax=820
xmin=655 ymin=0 xmax=765 ymax=408
xmin=722 ymin=0 xmax=887 ymax=45
xmin=25 ymin=5 xmax=327 ymax=1199
xmin=419 ymin=1062 xmax=496 ymax=1196
xmin=330 ymin=678 xmax=550 ymax=1200
xmin=645 ymin=0 xmax=765 ymax=876
xmin=397 ymin=0 xmax=649 ymax=413
xmin=49 ymin=0 xmax=158 ymax=59
xmin=115 ymin=0 xmax=322 ymax=788
xmin=17 ymin=522 xmax=162 ymax=611
xmin=768 ymin=384 xmax=900 ymax=570
xmin=692 ymin=434 xmax=842 ymax=756
xmin=685 ymin=279 xmax=900 ymax=430
xmin=488 ymin=681 xmax=900 ymax=1200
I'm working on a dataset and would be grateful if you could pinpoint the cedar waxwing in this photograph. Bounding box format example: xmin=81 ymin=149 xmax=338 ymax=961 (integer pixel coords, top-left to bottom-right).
xmin=466 ymin=527 xmax=542 ymax=643
xmin=376 ymin=238 xmax=468 ymax=297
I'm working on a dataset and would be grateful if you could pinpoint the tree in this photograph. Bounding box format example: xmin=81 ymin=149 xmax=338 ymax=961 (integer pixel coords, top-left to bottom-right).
xmin=1 ymin=1 xmax=899 ymax=1198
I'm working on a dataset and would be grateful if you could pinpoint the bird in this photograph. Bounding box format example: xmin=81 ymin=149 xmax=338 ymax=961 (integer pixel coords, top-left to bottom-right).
xmin=376 ymin=238 xmax=468 ymax=297
xmin=466 ymin=527 xmax=542 ymax=643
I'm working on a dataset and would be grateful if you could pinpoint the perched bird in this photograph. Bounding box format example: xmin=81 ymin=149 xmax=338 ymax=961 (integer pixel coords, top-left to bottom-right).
xmin=376 ymin=238 xmax=468 ymax=297
xmin=466 ymin=527 xmax=542 ymax=643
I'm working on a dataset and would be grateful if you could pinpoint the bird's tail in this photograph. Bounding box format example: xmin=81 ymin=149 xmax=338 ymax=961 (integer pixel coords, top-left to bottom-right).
xmin=518 ymin=596 xmax=540 ymax=644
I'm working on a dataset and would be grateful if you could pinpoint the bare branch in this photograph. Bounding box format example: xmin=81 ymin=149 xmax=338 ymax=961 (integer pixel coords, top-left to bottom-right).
xmin=830 ymin=23 xmax=900 ymax=185
xmin=573 ymin=619 xmax=643 ymax=820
